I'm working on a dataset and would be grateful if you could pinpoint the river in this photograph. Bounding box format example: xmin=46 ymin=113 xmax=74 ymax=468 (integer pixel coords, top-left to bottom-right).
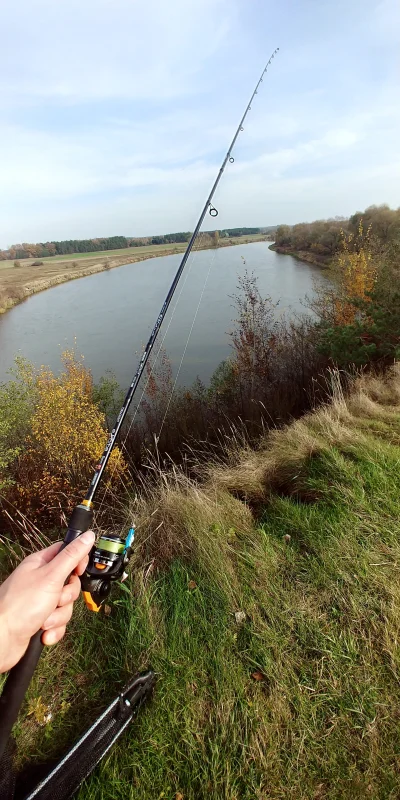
xmin=0 ymin=242 xmax=323 ymax=390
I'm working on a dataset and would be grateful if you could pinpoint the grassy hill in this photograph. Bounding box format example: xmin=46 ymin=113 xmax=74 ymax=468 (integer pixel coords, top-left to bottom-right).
xmin=6 ymin=365 xmax=400 ymax=799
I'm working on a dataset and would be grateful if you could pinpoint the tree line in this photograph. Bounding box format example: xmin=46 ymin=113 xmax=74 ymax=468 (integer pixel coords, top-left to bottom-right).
xmin=275 ymin=205 xmax=400 ymax=259
xmin=0 ymin=227 xmax=266 ymax=261
xmin=0 ymin=231 xmax=190 ymax=261
xmin=220 ymin=227 xmax=262 ymax=237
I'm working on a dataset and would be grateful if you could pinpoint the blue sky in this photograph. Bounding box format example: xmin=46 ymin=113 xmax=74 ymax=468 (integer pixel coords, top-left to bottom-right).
xmin=1 ymin=0 xmax=399 ymax=247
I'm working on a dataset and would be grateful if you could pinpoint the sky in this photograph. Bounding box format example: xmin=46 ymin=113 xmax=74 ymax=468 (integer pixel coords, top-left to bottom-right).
xmin=1 ymin=0 xmax=399 ymax=247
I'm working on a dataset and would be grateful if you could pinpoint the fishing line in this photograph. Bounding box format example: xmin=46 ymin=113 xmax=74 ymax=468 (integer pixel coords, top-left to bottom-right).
xmin=96 ymin=229 xmax=209 ymax=516
xmin=157 ymin=246 xmax=217 ymax=442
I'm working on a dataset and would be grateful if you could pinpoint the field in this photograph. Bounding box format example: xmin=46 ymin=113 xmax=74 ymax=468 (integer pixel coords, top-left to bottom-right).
xmin=0 ymin=234 xmax=265 ymax=313
xmin=3 ymin=366 xmax=400 ymax=799
xmin=0 ymin=242 xmax=189 ymax=268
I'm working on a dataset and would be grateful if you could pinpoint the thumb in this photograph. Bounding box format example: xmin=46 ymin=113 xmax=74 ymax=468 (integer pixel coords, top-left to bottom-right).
xmin=45 ymin=531 xmax=95 ymax=584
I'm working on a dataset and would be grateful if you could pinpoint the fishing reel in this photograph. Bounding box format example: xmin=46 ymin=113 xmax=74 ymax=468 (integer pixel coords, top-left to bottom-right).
xmin=81 ymin=527 xmax=135 ymax=612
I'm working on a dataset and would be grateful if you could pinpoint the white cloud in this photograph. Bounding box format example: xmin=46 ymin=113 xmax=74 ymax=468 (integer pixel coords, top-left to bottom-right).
xmin=1 ymin=0 xmax=232 ymax=104
xmin=372 ymin=0 xmax=400 ymax=42
xmin=0 ymin=0 xmax=399 ymax=245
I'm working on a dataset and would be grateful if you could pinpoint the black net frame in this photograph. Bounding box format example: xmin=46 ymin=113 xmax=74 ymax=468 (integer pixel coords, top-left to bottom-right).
xmin=0 ymin=671 xmax=155 ymax=800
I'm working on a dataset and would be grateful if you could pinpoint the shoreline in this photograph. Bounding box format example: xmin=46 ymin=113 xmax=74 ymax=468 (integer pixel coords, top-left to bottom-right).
xmin=268 ymin=242 xmax=331 ymax=269
xmin=0 ymin=236 xmax=268 ymax=316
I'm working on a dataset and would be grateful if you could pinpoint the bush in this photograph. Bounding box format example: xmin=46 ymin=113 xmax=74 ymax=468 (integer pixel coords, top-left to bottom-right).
xmin=0 ymin=359 xmax=35 ymax=493
xmin=0 ymin=351 xmax=127 ymax=528
xmin=13 ymin=260 xmax=21 ymax=268
xmin=93 ymin=372 xmax=125 ymax=426
xmin=316 ymin=236 xmax=400 ymax=367
xmin=31 ymin=260 xmax=44 ymax=266
xmin=319 ymin=272 xmax=400 ymax=367
xmin=122 ymin=272 xmax=327 ymax=467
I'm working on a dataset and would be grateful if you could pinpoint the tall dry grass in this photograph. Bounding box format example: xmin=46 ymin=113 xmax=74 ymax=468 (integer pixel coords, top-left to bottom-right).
xmin=206 ymin=364 xmax=400 ymax=502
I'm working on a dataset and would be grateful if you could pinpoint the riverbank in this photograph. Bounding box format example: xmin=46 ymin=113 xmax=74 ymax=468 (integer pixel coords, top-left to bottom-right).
xmin=269 ymin=242 xmax=331 ymax=269
xmin=6 ymin=365 xmax=400 ymax=798
xmin=0 ymin=234 xmax=266 ymax=315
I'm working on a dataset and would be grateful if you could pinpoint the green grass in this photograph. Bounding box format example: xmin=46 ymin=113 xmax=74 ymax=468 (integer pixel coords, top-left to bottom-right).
xmin=6 ymin=370 xmax=400 ymax=799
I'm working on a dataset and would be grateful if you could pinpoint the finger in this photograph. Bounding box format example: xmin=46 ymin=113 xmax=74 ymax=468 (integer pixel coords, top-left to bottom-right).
xmin=45 ymin=531 xmax=95 ymax=584
xmin=74 ymin=554 xmax=89 ymax=577
xmin=24 ymin=541 xmax=63 ymax=569
xmin=58 ymin=574 xmax=81 ymax=607
xmin=42 ymin=625 xmax=67 ymax=646
xmin=42 ymin=602 xmax=73 ymax=631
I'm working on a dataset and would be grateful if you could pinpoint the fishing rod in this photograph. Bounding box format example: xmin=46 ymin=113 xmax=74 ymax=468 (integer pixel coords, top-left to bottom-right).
xmin=0 ymin=47 xmax=279 ymax=760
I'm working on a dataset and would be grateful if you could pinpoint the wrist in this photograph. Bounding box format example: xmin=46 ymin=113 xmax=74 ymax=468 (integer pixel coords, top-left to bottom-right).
xmin=0 ymin=595 xmax=29 ymax=673
xmin=0 ymin=604 xmax=12 ymax=673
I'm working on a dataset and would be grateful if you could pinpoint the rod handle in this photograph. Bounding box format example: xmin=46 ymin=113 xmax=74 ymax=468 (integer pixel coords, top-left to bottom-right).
xmin=0 ymin=504 xmax=94 ymax=759
xmin=0 ymin=630 xmax=43 ymax=760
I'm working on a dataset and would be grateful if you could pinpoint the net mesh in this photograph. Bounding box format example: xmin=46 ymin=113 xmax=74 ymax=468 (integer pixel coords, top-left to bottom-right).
xmin=0 ymin=672 xmax=154 ymax=800
xmin=0 ymin=740 xmax=17 ymax=800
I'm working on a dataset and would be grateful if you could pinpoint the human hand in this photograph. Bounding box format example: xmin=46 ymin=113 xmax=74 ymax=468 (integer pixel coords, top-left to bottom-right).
xmin=0 ymin=530 xmax=95 ymax=673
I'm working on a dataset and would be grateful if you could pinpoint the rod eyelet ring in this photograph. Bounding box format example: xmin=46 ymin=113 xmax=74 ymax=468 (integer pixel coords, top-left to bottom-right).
xmin=240 ymin=126 xmax=244 ymax=131
xmin=229 ymin=157 xmax=234 ymax=163
xmin=209 ymin=206 xmax=218 ymax=217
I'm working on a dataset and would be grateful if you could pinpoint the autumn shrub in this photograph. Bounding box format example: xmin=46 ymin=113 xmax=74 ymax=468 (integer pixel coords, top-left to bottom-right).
xmin=318 ymin=256 xmax=400 ymax=367
xmin=122 ymin=272 xmax=327 ymax=467
xmin=332 ymin=222 xmax=377 ymax=324
xmin=218 ymin=271 xmax=325 ymax=423
xmin=0 ymin=417 xmax=20 ymax=494
xmin=307 ymin=221 xmax=399 ymax=367
xmin=1 ymin=351 xmax=126 ymax=528
xmin=308 ymin=221 xmax=378 ymax=325
xmin=0 ymin=360 xmax=37 ymax=497
xmin=13 ymin=260 xmax=21 ymax=268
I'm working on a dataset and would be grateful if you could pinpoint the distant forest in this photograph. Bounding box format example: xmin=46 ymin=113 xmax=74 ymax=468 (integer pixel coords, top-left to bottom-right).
xmin=275 ymin=205 xmax=400 ymax=258
xmin=0 ymin=227 xmax=267 ymax=261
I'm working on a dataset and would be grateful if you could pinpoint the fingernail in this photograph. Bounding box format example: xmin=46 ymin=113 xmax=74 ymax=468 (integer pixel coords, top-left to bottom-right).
xmin=81 ymin=530 xmax=95 ymax=545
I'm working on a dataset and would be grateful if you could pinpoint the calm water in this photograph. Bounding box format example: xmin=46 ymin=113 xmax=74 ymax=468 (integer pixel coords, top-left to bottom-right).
xmin=0 ymin=243 xmax=322 ymax=389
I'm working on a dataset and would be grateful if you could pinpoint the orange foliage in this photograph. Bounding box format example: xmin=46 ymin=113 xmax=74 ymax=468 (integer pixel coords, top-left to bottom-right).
xmin=332 ymin=222 xmax=377 ymax=325
xmin=10 ymin=350 xmax=126 ymax=524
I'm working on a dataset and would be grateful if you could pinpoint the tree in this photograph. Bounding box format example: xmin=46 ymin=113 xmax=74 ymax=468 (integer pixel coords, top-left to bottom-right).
xmin=274 ymin=225 xmax=292 ymax=246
